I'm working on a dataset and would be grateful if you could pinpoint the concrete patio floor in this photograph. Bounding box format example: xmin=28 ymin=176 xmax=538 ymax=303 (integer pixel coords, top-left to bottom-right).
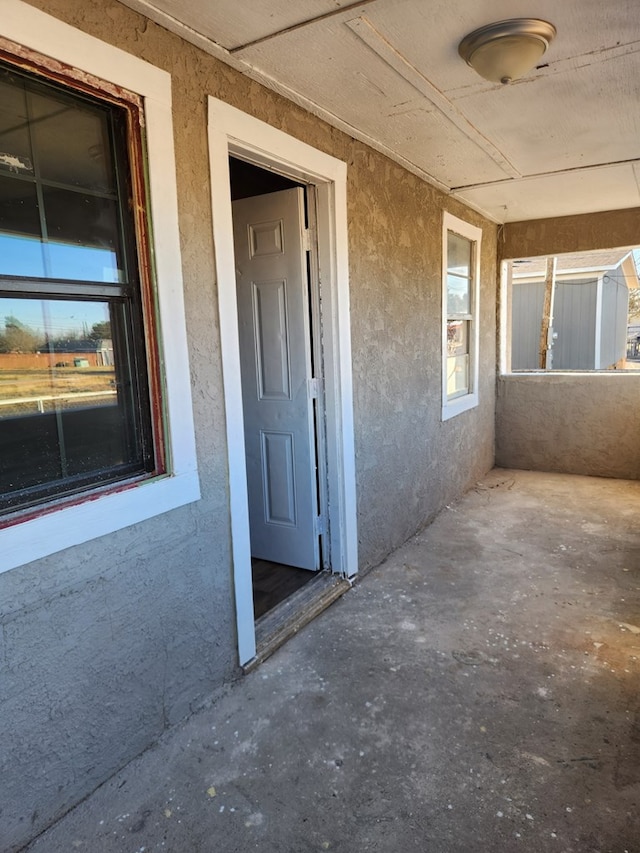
xmin=24 ymin=469 xmax=640 ymax=853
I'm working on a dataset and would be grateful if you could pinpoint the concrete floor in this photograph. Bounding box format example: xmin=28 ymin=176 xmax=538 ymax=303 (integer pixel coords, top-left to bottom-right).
xmin=25 ymin=469 xmax=640 ymax=853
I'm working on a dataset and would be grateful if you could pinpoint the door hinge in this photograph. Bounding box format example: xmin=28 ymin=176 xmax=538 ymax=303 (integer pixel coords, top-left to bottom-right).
xmin=303 ymin=226 xmax=317 ymax=252
xmin=308 ymin=377 xmax=322 ymax=399
xmin=315 ymin=514 xmax=327 ymax=535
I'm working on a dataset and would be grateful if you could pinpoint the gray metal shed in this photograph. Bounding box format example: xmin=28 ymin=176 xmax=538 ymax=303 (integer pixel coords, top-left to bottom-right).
xmin=511 ymin=250 xmax=638 ymax=370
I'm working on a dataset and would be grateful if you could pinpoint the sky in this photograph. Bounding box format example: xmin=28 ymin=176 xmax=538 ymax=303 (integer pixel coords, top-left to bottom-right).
xmin=0 ymin=233 xmax=118 ymax=336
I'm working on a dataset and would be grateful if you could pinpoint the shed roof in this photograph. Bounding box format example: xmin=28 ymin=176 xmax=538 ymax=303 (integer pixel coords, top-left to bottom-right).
xmin=512 ymin=250 xmax=633 ymax=278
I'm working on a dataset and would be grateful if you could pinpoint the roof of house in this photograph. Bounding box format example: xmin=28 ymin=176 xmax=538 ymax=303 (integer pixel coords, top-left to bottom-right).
xmin=512 ymin=250 xmax=633 ymax=278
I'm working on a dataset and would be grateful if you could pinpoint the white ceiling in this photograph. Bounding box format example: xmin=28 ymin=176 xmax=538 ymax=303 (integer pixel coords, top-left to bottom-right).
xmin=120 ymin=0 xmax=640 ymax=223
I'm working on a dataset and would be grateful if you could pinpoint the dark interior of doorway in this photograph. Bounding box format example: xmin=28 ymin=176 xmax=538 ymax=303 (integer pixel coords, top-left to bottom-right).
xmin=251 ymin=559 xmax=314 ymax=619
xmin=230 ymin=156 xmax=318 ymax=620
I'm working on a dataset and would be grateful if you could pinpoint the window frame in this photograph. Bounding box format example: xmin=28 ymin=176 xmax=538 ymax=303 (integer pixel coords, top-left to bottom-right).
xmin=442 ymin=212 xmax=482 ymax=421
xmin=0 ymin=58 xmax=162 ymax=512
xmin=1 ymin=2 xmax=199 ymax=573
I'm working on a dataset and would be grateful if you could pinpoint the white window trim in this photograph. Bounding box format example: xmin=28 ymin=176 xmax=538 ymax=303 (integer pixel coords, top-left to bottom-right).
xmin=1 ymin=2 xmax=199 ymax=573
xmin=442 ymin=212 xmax=482 ymax=421
xmin=207 ymin=97 xmax=358 ymax=666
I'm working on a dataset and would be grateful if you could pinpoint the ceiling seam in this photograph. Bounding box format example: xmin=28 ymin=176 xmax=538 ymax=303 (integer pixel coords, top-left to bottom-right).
xmin=345 ymin=15 xmax=521 ymax=181
xmin=228 ymin=0 xmax=379 ymax=53
xmin=632 ymin=163 xmax=640 ymax=202
xmin=115 ymin=0 xmax=500 ymax=222
xmin=451 ymin=158 xmax=640 ymax=194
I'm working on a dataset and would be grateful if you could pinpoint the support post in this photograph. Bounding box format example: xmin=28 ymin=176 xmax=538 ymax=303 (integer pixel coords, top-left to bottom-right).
xmin=539 ymin=256 xmax=557 ymax=369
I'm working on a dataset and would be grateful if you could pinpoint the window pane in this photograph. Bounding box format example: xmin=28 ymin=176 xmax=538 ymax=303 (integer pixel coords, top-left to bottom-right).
xmin=447 ymin=353 xmax=469 ymax=399
xmin=447 ymin=232 xmax=472 ymax=277
xmin=0 ymin=66 xmax=126 ymax=284
xmin=42 ymin=186 xmax=123 ymax=282
xmin=447 ymin=320 xmax=468 ymax=357
xmin=0 ymin=297 xmax=142 ymax=501
xmin=447 ymin=273 xmax=470 ymax=314
xmin=29 ymin=90 xmax=115 ymax=192
xmin=0 ymin=176 xmax=45 ymax=276
xmin=0 ymin=72 xmax=35 ymax=177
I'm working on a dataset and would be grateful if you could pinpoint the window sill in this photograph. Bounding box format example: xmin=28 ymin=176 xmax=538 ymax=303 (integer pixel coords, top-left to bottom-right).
xmin=442 ymin=391 xmax=479 ymax=421
xmin=1 ymin=469 xmax=200 ymax=574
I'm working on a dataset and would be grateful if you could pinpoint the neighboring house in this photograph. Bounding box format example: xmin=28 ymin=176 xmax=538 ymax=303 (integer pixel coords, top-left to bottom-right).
xmin=510 ymin=251 xmax=639 ymax=370
xmin=1 ymin=2 xmax=640 ymax=850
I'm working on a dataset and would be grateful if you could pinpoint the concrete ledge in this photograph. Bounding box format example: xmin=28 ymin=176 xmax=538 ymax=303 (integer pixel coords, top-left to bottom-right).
xmin=496 ymin=373 xmax=640 ymax=478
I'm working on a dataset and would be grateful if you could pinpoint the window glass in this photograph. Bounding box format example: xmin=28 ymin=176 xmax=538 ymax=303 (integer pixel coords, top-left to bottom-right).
xmin=0 ymin=65 xmax=126 ymax=284
xmin=0 ymin=297 xmax=145 ymax=505
xmin=0 ymin=74 xmax=34 ymax=176
xmin=447 ymin=273 xmax=470 ymax=314
xmin=447 ymin=353 xmax=469 ymax=399
xmin=29 ymin=90 xmax=115 ymax=192
xmin=42 ymin=187 xmax=122 ymax=282
xmin=0 ymin=61 xmax=155 ymax=516
xmin=447 ymin=232 xmax=471 ymax=277
xmin=447 ymin=319 xmax=468 ymax=355
xmin=0 ymin=176 xmax=44 ymax=276
xmin=443 ymin=214 xmax=481 ymax=416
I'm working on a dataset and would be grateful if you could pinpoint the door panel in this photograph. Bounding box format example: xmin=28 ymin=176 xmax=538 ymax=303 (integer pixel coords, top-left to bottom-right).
xmin=233 ymin=187 xmax=319 ymax=570
xmin=252 ymin=278 xmax=291 ymax=399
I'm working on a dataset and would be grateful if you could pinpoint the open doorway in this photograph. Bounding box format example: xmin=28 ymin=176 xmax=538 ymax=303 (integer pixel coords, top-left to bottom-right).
xmin=229 ymin=157 xmax=324 ymax=619
xmin=207 ymin=96 xmax=358 ymax=666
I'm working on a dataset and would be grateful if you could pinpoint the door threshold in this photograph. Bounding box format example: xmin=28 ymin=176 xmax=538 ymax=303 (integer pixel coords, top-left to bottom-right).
xmin=243 ymin=571 xmax=351 ymax=673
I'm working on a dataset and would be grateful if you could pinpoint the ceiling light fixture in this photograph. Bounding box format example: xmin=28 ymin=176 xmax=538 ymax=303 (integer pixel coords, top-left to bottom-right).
xmin=458 ymin=18 xmax=556 ymax=85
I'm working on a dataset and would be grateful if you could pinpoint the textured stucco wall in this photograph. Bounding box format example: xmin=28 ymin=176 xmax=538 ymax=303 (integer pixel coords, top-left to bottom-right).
xmin=496 ymin=375 xmax=640 ymax=479
xmin=347 ymin=153 xmax=496 ymax=567
xmin=500 ymin=207 xmax=640 ymax=261
xmin=2 ymin=2 xmax=496 ymax=848
xmin=497 ymin=208 xmax=640 ymax=479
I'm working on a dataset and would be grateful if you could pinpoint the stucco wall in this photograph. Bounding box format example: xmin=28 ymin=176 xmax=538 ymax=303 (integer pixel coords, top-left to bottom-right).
xmin=500 ymin=208 xmax=640 ymax=260
xmin=348 ymin=155 xmax=496 ymax=565
xmin=497 ymin=210 xmax=640 ymax=479
xmin=496 ymin=375 xmax=640 ymax=478
xmin=1 ymin=2 xmax=496 ymax=847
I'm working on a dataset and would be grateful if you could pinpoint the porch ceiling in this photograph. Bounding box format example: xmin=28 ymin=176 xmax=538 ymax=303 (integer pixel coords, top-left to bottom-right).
xmin=120 ymin=0 xmax=640 ymax=224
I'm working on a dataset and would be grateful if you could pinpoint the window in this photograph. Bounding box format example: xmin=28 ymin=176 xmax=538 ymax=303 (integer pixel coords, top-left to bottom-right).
xmin=502 ymin=248 xmax=640 ymax=373
xmin=1 ymin=1 xmax=198 ymax=574
xmin=0 ymin=57 xmax=159 ymax=515
xmin=442 ymin=213 xmax=481 ymax=419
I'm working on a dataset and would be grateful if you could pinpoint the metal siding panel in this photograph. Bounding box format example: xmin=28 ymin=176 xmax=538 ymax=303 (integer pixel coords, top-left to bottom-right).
xmin=554 ymin=280 xmax=597 ymax=369
xmin=511 ymin=282 xmax=544 ymax=369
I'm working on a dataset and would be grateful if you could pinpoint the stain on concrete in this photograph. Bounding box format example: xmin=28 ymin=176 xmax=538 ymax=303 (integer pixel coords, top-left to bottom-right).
xmin=23 ymin=469 xmax=640 ymax=853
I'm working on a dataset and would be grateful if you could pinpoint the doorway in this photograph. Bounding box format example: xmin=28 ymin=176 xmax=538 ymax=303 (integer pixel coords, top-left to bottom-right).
xmin=229 ymin=158 xmax=324 ymax=617
xmin=208 ymin=96 xmax=358 ymax=665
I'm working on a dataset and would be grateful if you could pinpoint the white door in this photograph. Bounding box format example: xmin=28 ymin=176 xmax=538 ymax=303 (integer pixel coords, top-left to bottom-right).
xmin=233 ymin=187 xmax=320 ymax=571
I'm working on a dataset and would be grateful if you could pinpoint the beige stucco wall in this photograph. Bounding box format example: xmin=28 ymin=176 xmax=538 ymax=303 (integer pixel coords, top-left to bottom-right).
xmin=496 ymin=375 xmax=640 ymax=478
xmin=500 ymin=208 xmax=640 ymax=260
xmin=497 ymin=209 xmax=640 ymax=479
xmin=2 ymin=2 xmax=496 ymax=848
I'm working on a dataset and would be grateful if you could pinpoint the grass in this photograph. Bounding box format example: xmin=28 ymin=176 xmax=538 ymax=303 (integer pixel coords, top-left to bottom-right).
xmin=0 ymin=367 xmax=116 ymax=416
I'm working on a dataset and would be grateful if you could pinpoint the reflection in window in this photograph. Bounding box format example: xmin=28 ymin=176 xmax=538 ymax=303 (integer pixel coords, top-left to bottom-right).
xmin=446 ymin=230 xmax=473 ymax=400
xmin=0 ymin=63 xmax=125 ymax=283
xmin=0 ymin=297 xmax=144 ymax=496
xmin=0 ymin=57 xmax=156 ymax=516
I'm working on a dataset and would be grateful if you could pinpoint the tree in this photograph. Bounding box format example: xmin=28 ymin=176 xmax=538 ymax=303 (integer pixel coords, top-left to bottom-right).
xmin=89 ymin=320 xmax=112 ymax=341
xmin=0 ymin=316 xmax=40 ymax=353
xmin=628 ymin=288 xmax=640 ymax=322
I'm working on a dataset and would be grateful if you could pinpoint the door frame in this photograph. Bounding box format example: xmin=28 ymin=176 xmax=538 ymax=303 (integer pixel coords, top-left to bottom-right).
xmin=207 ymin=97 xmax=358 ymax=665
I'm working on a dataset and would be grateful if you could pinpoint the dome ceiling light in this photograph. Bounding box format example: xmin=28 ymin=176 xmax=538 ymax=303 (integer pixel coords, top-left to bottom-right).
xmin=458 ymin=18 xmax=557 ymax=85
